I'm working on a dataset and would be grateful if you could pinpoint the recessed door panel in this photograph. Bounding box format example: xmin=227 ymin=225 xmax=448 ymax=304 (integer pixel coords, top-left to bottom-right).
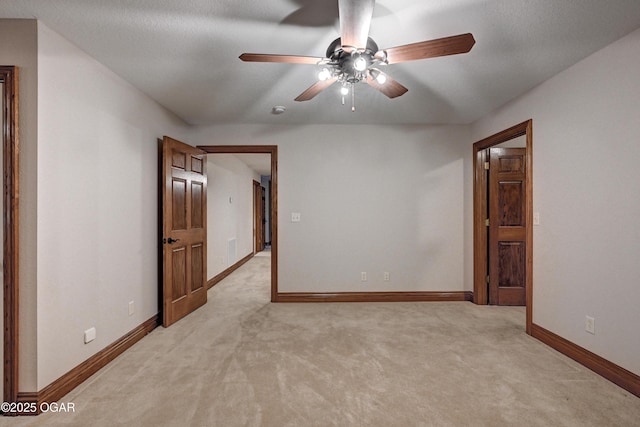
xmin=498 ymin=181 xmax=524 ymax=226
xmin=172 ymin=247 xmax=187 ymax=300
xmin=172 ymin=152 xmax=186 ymax=170
xmin=497 ymin=156 xmax=524 ymax=173
xmin=498 ymin=242 xmax=525 ymax=287
xmin=191 ymin=243 xmax=204 ymax=292
xmin=191 ymin=156 xmax=203 ymax=174
xmin=172 ymin=178 xmax=187 ymax=230
xmin=191 ymin=181 xmax=203 ymax=229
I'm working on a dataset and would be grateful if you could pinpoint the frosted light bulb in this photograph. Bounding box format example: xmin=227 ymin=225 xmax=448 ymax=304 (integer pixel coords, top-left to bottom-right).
xmin=318 ymin=68 xmax=331 ymax=81
xmin=353 ymin=56 xmax=367 ymax=71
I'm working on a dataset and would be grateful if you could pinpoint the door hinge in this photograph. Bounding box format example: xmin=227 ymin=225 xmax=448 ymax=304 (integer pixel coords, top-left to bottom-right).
xmin=484 ymin=161 xmax=490 ymax=170
xmin=485 ymin=218 xmax=490 ymax=226
xmin=486 ymin=275 xmax=490 ymax=284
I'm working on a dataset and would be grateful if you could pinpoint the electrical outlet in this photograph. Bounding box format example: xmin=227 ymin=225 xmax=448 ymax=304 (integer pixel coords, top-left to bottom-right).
xmin=291 ymin=212 xmax=301 ymax=222
xmin=361 ymin=272 xmax=367 ymax=282
xmin=384 ymin=272 xmax=390 ymax=281
xmin=129 ymin=301 xmax=135 ymax=316
xmin=585 ymin=316 xmax=595 ymax=334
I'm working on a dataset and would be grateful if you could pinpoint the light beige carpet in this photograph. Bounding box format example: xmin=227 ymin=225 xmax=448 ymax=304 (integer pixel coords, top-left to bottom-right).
xmin=9 ymin=255 xmax=640 ymax=426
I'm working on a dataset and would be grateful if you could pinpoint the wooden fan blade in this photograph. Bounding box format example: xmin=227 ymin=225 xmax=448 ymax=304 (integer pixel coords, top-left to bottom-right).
xmin=239 ymin=53 xmax=324 ymax=65
xmin=339 ymin=0 xmax=375 ymax=51
xmin=295 ymin=77 xmax=338 ymax=102
xmin=366 ymin=70 xmax=408 ymax=99
xmin=377 ymin=33 xmax=476 ymax=64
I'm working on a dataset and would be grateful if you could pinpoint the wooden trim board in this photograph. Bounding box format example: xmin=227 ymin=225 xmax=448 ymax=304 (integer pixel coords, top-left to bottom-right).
xmin=275 ymin=291 xmax=473 ymax=303
xmin=11 ymin=315 xmax=160 ymax=415
xmin=207 ymin=252 xmax=254 ymax=289
xmin=531 ymin=323 xmax=640 ymax=398
xmin=1 ymin=66 xmax=21 ymax=406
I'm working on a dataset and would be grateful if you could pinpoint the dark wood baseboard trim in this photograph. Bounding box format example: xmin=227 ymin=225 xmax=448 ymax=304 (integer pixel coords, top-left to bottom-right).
xmin=531 ymin=323 xmax=640 ymax=398
xmin=5 ymin=392 xmax=38 ymax=416
xmin=11 ymin=315 xmax=160 ymax=416
xmin=207 ymin=252 xmax=254 ymax=289
xmin=275 ymin=291 xmax=473 ymax=303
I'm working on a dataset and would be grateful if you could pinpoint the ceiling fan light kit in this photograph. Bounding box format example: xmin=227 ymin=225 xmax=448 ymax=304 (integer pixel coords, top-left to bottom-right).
xmin=239 ymin=0 xmax=475 ymax=111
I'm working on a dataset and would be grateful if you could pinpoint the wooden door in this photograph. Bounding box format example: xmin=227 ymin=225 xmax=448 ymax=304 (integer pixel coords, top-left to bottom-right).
xmin=253 ymin=180 xmax=264 ymax=252
xmin=489 ymin=148 xmax=527 ymax=306
xmin=261 ymin=186 xmax=266 ymax=247
xmin=162 ymin=136 xmax=207 ymax=326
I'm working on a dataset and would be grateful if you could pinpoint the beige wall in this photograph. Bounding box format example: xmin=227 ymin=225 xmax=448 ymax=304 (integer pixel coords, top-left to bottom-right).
xmin=471 ymin=28 xmax=640 ymax=376
xmin=35 ymin=22 xmax=190 ymax=389
xmin=191 ymin=124 xmax=471 ymax=293
xmin=207 ymin=155 xmax=259 ymax=279
xmin=0 ymin=18 xmax=39 ymax=391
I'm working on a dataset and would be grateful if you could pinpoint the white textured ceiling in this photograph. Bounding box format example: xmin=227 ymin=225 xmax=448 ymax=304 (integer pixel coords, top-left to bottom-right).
xmin=234 ymin=154 xmax=271 ymax=176
xmin=2 ymin=0 xmax=640 ymax=126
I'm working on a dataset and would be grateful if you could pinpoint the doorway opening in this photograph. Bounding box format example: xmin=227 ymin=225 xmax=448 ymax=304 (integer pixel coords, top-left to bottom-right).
xmin=472 ymin=120 xmax=533 ymax=334
xmin=198 ymin=145 xmax=278 ymax=302
xmin=1 ymin=66 xmax=20 ymax=407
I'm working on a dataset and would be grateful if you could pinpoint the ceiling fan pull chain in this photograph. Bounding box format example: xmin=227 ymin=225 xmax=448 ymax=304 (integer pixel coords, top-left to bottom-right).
xmin=351 ymin=84 xmax=356 ymax=112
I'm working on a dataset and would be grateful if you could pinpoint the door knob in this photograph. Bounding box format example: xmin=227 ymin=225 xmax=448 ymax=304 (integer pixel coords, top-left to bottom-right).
xmin=164 ymin=237 xmax=180 ymax=244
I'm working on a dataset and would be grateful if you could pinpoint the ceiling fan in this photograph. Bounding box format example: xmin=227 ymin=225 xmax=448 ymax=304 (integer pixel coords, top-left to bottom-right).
xmin=239 ymin=0 xmax=475 ymax=110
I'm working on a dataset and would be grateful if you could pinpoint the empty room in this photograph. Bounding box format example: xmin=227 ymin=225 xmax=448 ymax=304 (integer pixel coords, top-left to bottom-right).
xmin=0 ymin=0 xmax=639 ymax=425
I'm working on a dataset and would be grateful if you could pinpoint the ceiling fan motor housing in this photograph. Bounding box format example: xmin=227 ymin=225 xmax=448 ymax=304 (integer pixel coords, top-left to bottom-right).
xmin=326 ymin=36 xmax=379 ymax=58
xmin=325 ymin=37 xmax=380 ymax=83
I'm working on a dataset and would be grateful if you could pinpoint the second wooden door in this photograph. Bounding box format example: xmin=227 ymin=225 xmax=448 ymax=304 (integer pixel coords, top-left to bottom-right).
xmin=489 ymin=147 xmax=527 ymax=306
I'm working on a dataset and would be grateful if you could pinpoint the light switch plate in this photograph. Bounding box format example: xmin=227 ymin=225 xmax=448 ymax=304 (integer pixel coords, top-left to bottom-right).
xmin=533 ymin=212 xmax=540 ymax=225
xmin=84 ymin=327 xmax=96 ymax=344
xmin=585 ymin=316 xmax=595 ymax=334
